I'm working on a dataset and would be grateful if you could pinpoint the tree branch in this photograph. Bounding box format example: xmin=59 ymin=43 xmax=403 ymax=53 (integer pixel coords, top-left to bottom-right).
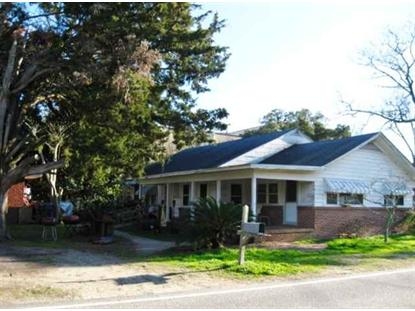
xmin=11 ymin=68 xmax=52 ymax=94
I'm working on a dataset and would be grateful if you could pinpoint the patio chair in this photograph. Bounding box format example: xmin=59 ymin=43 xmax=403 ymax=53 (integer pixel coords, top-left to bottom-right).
xmin=39 ymin=202 xmax=58 ymax=241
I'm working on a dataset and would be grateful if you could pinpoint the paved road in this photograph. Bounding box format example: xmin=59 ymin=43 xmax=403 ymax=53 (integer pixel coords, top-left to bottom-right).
xmin=26 ymin=267 xmax=415 ymax=309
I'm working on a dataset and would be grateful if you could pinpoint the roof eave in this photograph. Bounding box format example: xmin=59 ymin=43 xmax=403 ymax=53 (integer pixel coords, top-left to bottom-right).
xmin=140 ymin=163 xmax=322 ymax=182
xmin=251 ymin=164 xmax=322 ymax=171
xmin=374 ymin=133 xmax=415 ymax=179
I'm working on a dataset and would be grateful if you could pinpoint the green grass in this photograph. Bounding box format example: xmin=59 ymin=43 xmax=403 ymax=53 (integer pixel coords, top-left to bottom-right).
xmin=326 ymin=235 xmax=415 ymax=257
xmin=7 ymin=224 xmax=415 ymax=279
xmin=146 ymin=235 xmax=415 ymax=277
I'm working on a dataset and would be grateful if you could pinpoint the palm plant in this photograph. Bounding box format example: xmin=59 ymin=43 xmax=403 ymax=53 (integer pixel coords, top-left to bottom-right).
xmin=187 ymin=196 xmax=243 ymax=249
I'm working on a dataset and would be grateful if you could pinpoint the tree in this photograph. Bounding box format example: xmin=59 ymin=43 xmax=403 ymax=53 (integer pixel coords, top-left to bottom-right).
xmin=346 ymin=22 xmax=415 ymax=163
xmin=0 ymin=3 xmax=229 ymax=236
xmin=41 ymin=3 xmax=230 ymax=200
xmin=243 ymin=109 xmax=351 ymax=140
xmin=0 ymin=5 xmax=69 ymax=239
xmin=30 ymin=121 xmax=72 ymax=217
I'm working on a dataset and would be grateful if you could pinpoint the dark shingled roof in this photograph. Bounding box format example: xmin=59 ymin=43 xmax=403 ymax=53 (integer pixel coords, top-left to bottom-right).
xmin=260 ymin=132 xmax=378 ymax=166
xmin=145 ymin=129 xmax=293 ymax=176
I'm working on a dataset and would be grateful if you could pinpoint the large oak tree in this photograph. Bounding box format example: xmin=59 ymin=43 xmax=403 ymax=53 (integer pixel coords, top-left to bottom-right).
xmin=0 ymin=3 xmax=230 ymax=237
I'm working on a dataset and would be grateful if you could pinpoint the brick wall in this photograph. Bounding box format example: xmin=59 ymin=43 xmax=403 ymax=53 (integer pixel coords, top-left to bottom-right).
xmin=7 ymin=183 xmax=24 ymax=208
xmin=313 ymin=206 xmax=408 ymax=238
xmin=297 ymin=206 xmax=314 ymax=228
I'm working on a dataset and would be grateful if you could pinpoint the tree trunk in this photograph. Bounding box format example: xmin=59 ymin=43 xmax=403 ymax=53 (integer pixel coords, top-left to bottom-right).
xmin=384 ymin=207 xmax=395 ymax=243
xmin=50 ymin=177 xmax=60 ymax=220
xmin=0 ymin=192 xmax=11 ymax=240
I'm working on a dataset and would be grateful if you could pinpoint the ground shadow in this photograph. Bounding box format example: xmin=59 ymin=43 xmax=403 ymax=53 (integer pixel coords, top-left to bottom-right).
xmin=56 ymin=268 xmax=223 ymax=286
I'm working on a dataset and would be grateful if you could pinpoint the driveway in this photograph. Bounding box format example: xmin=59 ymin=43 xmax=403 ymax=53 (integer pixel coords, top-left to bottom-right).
xmin=113 ymin=230 xmax=176 ymax=254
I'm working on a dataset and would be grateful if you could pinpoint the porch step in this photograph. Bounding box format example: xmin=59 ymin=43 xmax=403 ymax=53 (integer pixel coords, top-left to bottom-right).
xmin=261 ymin=227 xmax=315 ymax=242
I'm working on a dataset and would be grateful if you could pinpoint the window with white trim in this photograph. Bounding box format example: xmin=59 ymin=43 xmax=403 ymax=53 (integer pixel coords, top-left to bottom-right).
xmin=257 ymin=183 xmax=279 ymax=204
xmin=257 ymin=184 xmax=266 ymax=203
xmin=269 ymin=183 xmax=278 ymax=203
xmin=384 ymin=195 xmax=404 ymax=206
xmin=326 ymin=193 xmax=363 ymax=205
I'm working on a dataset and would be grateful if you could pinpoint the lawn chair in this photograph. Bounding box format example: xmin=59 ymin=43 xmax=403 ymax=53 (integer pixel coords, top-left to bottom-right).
xmin=39 ymin=202 xmax=58 ymax=241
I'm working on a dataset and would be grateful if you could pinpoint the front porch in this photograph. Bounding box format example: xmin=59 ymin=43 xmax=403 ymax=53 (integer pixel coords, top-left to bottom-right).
xmin=140 ymin=175 xmax=316 ymax=231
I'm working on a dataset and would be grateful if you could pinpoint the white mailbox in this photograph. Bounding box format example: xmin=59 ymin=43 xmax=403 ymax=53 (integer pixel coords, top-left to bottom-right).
xmin=241 ymin=222 xmax=265 ymax=235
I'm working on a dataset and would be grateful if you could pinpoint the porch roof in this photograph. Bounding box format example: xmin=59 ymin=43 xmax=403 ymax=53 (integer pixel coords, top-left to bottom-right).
xmin=260 ymin=133 xmax=378 ymax=166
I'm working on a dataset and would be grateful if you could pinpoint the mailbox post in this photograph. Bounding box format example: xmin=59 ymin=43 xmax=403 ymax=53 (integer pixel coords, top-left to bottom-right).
xmin=238 ymin=204 xmax=267 ymax=265
xmin=238 ymin=205 xmax=249 ymax=265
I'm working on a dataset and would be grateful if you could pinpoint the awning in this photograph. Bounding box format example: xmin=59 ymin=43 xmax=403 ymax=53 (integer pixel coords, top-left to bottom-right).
xmin=373 ymin=182 xmax=412 ymax=196
xmin=325 ymin=178 xmax=371 ymax=194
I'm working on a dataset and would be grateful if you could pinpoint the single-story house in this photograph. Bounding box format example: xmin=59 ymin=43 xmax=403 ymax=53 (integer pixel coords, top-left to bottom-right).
xmin=140 ymin=129 xmax=415 ymax=238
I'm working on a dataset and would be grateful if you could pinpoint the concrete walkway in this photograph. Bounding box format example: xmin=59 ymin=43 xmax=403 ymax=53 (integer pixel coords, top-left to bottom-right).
xmin=114 ymin=230 xmax=176 ymax=255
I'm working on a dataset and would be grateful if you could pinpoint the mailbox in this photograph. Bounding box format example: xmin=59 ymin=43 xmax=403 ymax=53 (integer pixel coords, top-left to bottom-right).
xmin=241 ymin=222 xmax=265 ymax=235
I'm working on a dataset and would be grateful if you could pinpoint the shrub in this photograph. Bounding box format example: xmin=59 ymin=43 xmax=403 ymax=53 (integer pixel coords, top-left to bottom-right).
xmin=397 ymin=211 xmax=415 ymax=234
xmin=181 ymin=196 xmax=244 ymax=249
xmin=337 ymin=218 xmax=367 ymax=238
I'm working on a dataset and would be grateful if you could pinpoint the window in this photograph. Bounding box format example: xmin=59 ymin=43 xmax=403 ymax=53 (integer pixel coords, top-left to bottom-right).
xmin=256 ymin=183 xmax=279 ymax=204
xmin=183 ymin=184 xmax=190 ymax=206
xmin=326 ymin=193 xmax=364 ymax=205
xmin=384 ymin=195 xmax=404 ymax=206
xmin=326 ymin=193 xmax=337 ymax=204
xmin=268 ymin=183 xmax=279 ymax=203
xmin=339 ymin=193 xmax=363 ymax=205
xmin=231 ymin=184 xmax=242 ymax=204
xmin=257 ymin=184 xmax=267 ymax=203
xmin=200 ymin=184 xmax=208 ymax=199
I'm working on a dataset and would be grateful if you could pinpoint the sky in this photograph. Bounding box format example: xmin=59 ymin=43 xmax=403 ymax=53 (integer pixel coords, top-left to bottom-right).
xmin=194 ymin=1 xmax=415 ymax=159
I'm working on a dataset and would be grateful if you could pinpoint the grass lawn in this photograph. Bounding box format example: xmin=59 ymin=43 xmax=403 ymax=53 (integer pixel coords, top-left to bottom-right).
xmin=6 ymin=224 xmax=415 ymax=279
xmin=146 ymin=235 xmax=415 ymax=277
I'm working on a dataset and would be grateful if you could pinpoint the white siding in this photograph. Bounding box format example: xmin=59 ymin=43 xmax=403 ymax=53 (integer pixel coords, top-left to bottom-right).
xmin=298 ymin=181 xmax=314 ymax=205
xmin=314 ymin=144 xmax=415 ymax=207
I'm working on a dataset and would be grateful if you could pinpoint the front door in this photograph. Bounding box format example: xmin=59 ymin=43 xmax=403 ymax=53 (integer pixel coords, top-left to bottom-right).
xmin=284 ymin=180 xmax=297 ymax=225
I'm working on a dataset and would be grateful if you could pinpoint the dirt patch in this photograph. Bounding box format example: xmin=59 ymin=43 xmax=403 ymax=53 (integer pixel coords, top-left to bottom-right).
xmin=0 ymin=244 xmax=237 ymax=307
xmin=255 ymin=241 xmax=328 ymax=251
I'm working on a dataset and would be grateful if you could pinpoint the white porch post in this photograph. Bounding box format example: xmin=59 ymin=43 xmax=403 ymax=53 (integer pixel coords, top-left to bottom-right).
xmin=138 ymin=183 xmax=142 ymax=200
xmin=251 ymin=175 xmax=257 ymax=219
xmin=165 ymin=183 xmax=170 ymax=221
xmin=190 ymin=181 xmax=196 ymax=203
xmin=216 ymin=180 xmax=222 ymax=204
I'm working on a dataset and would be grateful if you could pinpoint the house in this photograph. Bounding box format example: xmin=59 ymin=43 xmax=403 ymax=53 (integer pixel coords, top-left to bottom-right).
xmin=140 ymin=129 xmax=415 ymax=239
xmin=6 ymin=182 xmax=32 ymax=224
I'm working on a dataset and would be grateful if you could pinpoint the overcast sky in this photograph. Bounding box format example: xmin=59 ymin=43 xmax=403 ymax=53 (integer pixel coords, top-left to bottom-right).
xmin=195 ymin=1 xmax=415 ymax=159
